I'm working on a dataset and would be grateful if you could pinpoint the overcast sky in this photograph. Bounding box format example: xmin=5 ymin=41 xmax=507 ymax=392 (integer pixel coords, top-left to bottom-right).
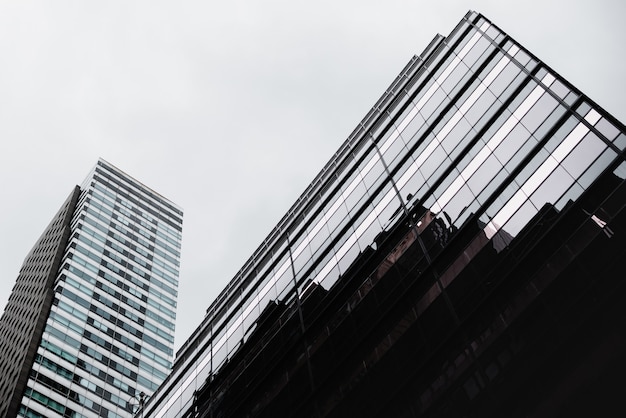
xmin=1 ymin=0 xmax=624 ymax=354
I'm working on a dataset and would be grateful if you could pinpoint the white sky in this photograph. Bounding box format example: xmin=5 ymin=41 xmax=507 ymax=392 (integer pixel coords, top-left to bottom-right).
xmin=1 ymin=0 xmax=624 ymax=354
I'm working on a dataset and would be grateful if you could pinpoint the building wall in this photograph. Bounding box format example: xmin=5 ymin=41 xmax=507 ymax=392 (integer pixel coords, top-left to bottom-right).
xmin=143 ymin=10 xmax=626 ymax=418
xmin=0 ymin=186 xmax=80 ymax=418
xmin=1 ymin=159 xmax=183 ymax=418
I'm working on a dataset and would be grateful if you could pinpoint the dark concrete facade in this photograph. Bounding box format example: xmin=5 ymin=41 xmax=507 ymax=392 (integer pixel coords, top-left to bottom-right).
xmin=0 ymin=186 xmax=80 ymax=418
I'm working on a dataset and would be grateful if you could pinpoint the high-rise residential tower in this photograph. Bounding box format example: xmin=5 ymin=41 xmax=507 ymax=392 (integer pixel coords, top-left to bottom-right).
xmin=0 ymin=159 xmax=183 ymax=418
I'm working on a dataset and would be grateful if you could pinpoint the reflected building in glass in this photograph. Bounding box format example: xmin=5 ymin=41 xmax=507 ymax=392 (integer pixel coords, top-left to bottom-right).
xmin=0 ymin=159 xmax=183 ymax=418
xmin=144 ymin=11 xmax=626 ymax=418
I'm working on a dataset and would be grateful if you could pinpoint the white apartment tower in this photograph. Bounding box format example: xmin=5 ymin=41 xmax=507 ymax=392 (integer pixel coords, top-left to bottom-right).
xmin=0 ymin=159 xmax=183 ymax=418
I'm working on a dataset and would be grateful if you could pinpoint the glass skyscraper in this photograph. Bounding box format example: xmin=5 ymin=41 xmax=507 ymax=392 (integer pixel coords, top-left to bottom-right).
xmin=144 ymin=10 xmax=625 ymax=418
xmin=0 ymin=159 xmax=183 ymax=418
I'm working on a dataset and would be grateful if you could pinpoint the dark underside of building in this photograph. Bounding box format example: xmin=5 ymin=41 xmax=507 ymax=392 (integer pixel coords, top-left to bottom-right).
xmin=190 ymin=164 xmax=626 ymax=417
xmin=188 ymin=156 xmax=626 ymax=417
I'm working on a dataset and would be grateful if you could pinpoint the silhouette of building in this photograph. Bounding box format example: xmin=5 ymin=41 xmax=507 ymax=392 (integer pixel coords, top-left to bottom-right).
xmin=143 ymin=11 xmax=626 ymax=418
xmin=0 ymin=159 xmax=183 ymax=418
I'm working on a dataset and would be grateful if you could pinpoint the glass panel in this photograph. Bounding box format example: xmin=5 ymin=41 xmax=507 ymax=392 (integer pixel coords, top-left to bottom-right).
xmin=501 ymin=72 xmax=529 ymax=105
xmin=476 ymin=167 xmax=508 ymax=205
xmin=595 ymin=118 xmax=620 ymax=142
xmin=502 ymin=199 xmax=538 ymax=238
xmin=337 ymin=234 xmax=361 ymax=277
xmin=467 ymin=153 xmax=504 ymax=197
xmin=529 ymin=165 xmax=575 ymax=209
xmin=484 ymin=180 xmax=522 ymax=220
xmin=543 ymin=116 xmax=579 ymax=155
xmin=317 ymin=250 xmax=340 ymax=290
xmin=420 ymin=146 xmax=448 ymax=184
xmin=305 ymin=223 xmax=329 ymax=266
xmin=463 ymin=36 xmax=491 ymax=70
xmin=512 ymin=149 xmax=550 ymax=191
xmin=325 ymin=200 xmax=349 ymax=235
xmin=343 ymin=176 xmax=367 ymax=211
xmin=360 ymin=154 xmax=386 ymax=190
xmin=448 ymin=128 xmax=477 ymax=163
xmin=441 ymin=59 xmax=471 ymax=94
xmin=485 ymin=24 xmax=502 ymax=41
xmin=420 ymin=87 xmax=447 ymax=122
xmin=273 ymin=257 xmax=294 ymax=300
xmin=493 ymin=122 xmax=532 ymax=166
xmin=400 ymin=111 xmax=428 ymax=148
xmin=562 ymin=132 xmax=608 ymax=179
xmin=446 ymin=20 xmax=471 ymax=49
xmin=555 ymin=182 xmax=584 ymax=210
xmin=451 ymin=27 xmax=478 ymax=58
xmin=211 ymin=333 xmax=227 ymax=372
xmin=478 ymin=51 xmax=506 ymax=83
xmin=440 ymin=117 xmax=473 ymax=154
xmin=434 ymin=53 xmax=460 ymax=86
xmin=614 ymin=133 xmax=626 ymax=150
xmin=394 ymin=157 xmax=424 ymax=200
xmin=533 ymin=103 xmax=567 ymax=141
xmin=377 ymin=190 xmax=404 ymax=230
xmin=355 ymin=204 xmax=384 ymax=251
xmin=577 ymin=148 xmax=618 ymax=189
xmin=382 ymin=132 xmax=406 ymax=165
xmin=513 ymin=48 xmax=531 ymax=67
xmin=441 ymin=184 xmax=475 ymax=227
xmin=521 ymin=92 xmax=559 ymax=134
xmin=488 ymin=61 xmax=521 ymax=98
xmin=257 ymin=277 xmax=277 ymax=315
xmin=241 ymin=292 xmax=261 ymax=338
xmin=576 ymin=101 xmax=592 ymax=119
xmin=549 ymin=79 xmax=570 ymax=100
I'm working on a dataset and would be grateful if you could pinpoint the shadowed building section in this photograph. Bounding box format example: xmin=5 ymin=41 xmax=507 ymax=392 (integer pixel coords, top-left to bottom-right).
xmin=0 ymin=186 xmax=80 ymax=418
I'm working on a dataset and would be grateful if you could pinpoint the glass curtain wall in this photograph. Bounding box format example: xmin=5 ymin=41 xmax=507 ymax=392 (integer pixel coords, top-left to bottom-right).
xmin=144 ymin=11 xmax=625 ymax=418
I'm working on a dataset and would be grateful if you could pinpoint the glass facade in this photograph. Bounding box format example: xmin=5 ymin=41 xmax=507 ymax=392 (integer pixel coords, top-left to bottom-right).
xmin=143 ymin=10 xmax=625 ymax=418
xmin=0 ymin=159 xmax=183 ymax=418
